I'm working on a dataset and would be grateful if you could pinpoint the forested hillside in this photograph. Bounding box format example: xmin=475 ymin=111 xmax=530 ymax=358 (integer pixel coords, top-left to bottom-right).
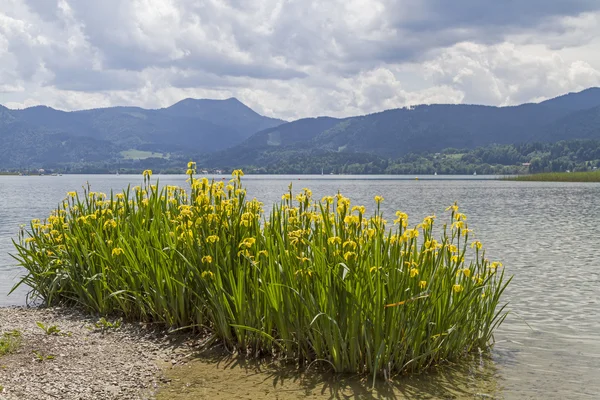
xmin=2 ymin=88 xmax=600 ymax=173
xmin=205 ymin=88 xmax=600 ymax=169
xmin=220 ymin=140 xmax=600 ymax=175
xmin=0 ymin=98 xmax=284 ymax=168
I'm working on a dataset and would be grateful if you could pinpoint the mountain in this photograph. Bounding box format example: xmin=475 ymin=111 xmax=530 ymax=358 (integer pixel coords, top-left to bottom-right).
xmin=542 ymin=105 xmax=600 ymax=142
xmin=0 ymin=98 xmax=285 ymax=168
xmin=203 ymin=88 xmax=600 ymax=169
xmin=0 ymin=104 xmax=16 ymax=124
xmin=164 ymin=97 xmax=284 ymax=136
xmin=0 ymin=120 xmax=117 ymax=168
xmin=539 ymin=87 xmax=600 ymax=112
xmin=3 ymin=88 xmax=600 ymax=172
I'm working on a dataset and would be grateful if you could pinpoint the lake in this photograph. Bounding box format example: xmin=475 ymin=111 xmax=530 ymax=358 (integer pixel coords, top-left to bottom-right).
xmin=1 ymin=174 xmax=599 ymax=399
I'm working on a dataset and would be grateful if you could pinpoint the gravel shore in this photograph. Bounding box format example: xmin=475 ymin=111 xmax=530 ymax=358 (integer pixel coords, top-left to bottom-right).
xmin=0 ymin=307 xmax=191 ymax=400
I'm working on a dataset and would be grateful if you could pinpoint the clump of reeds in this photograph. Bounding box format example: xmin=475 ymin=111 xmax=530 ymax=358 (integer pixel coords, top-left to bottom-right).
xmin=508 ymin=170 xmax=600 ymax=182
xmin=12 ymin=165 xmax=510 ymax=379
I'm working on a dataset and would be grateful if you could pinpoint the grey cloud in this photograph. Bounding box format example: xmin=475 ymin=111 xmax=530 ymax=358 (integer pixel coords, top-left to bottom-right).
xmin=20 ymin=0 xmax=600 ymax=84
xmin=47 ymin=68 xmax=143 ymax=92
xmin=167 ymin=65 xmax=306 ymax=89
xmin=168 ymin=72 xmax=234 ymax=89
xmin=392 ymin=0 xmax=600 ymax=31
xmin=372 ymin=0 xmax=600 ymax=66
xmin=22 ymin=0 xmax=61 ymax=23
xmin=57 ymin=1 xmax=308 ymax=81
xmin=3 ymin=0 xmax=600 ymax=119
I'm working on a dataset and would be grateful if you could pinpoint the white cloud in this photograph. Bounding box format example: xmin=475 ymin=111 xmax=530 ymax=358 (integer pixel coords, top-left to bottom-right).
xmin=1 ymin=0 xmax=600 ymax=119
xmin=423 ymin=41 xmax=600 ymax=106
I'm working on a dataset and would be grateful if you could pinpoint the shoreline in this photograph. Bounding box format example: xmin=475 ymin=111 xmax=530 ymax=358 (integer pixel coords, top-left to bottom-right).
xmin=0 ymin=306 xmax=194 ymax=400
xmin=0 ymin=307 xmax=504 ymax=399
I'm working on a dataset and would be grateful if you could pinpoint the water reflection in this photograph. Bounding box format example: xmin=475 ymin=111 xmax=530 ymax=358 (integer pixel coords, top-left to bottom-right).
xmin=159 ymin=348 xmax=503 ymax=399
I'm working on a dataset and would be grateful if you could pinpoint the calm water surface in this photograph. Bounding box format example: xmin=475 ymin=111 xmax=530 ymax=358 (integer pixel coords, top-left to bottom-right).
xmin=1 ymin=174 xmax=599 ymax=399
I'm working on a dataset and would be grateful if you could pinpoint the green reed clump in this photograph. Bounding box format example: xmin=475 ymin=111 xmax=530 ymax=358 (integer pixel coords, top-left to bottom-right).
xmin=507 ymin=170 xmax=600 ymax=182
xmin=12 ymin=165 xmax=510 ymax=379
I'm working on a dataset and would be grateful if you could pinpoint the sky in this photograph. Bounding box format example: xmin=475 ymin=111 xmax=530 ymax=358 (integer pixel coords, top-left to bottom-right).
xmin=2 ymin=0 xmax=600 ymax=120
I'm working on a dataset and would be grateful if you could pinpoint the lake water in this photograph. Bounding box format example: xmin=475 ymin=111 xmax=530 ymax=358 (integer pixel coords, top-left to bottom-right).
xmin=1 ymin=174 xmax=599 ymax=399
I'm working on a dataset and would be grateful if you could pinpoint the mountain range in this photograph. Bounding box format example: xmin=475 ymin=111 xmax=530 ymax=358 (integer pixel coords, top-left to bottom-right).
xmin=1 ymin=88 xmax=600 ymax=170
xmin=202 ymin=88 xmax=600 ymax=169
xmin=0 ymin=98 xmax=284 ymax=169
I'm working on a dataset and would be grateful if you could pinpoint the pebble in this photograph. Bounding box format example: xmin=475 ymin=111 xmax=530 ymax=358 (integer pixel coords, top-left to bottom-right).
xmin=0 ymin=306 xmax=192 ymax=400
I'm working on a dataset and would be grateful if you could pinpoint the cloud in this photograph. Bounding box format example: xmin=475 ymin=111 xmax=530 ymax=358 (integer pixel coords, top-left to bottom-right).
xmin=1 ymin=0 xmax=600 ymax=119
xmin=422 ymin=41 xmax=600 ymax=105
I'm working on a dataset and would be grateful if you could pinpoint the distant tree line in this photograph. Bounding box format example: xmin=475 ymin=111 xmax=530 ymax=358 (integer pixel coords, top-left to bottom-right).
xmin=215 ymin=139 xmax=600 ymax=175
xmin=2 ymin=139 xmax=599 ymax=175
